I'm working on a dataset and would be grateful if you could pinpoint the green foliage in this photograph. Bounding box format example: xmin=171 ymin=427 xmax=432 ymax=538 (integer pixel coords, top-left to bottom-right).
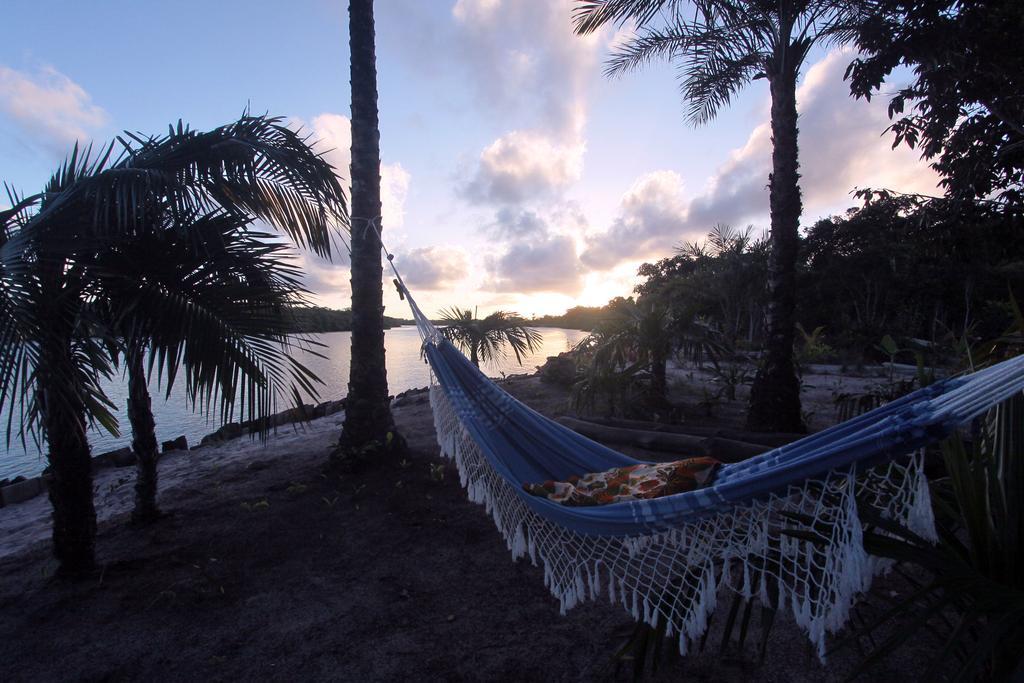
xmin=795 ymin=323 xmax=837 ymax=369
xmin=612 ymin=199 xmax=1024 ymax=371
xmin=832 ymin=378 xmax=916 ymax=423
xmin=94 ymin=214 xmax=326 ymax=426
xmin=639 ymin=225 xmax=768 ymax=350
xmin=974 ymin=288 xmax=1024 ymax=367
xmin=847 ymin=0 xmax=1024 ymax=208
xmin=574 ymin=0 xmax=870 ymax=430
xmin=831 ymin=333 xmax=926 ymax=422
xmin=709 ymin=362 xmax=751 ymax=402
xmin=801 ymin=195 xmax=1024 ymax=356
xmin=808 ymin=309 xmax=1024 ymax=678
xmin=571 ymin=297 xmax=673 ymax=416
xmin=572 ymin=354 xmax=647 ymax=417
xmin=575 ymin=1 xmax=865 ymax=126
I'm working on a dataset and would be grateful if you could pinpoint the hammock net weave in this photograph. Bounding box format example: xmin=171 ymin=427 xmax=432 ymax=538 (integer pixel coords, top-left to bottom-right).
xmin=387 ymin=265 xmax=1024 ymax=660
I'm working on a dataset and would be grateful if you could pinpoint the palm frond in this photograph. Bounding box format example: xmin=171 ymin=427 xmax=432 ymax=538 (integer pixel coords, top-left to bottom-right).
xmin=92 ymin=209 xmax=324 ymax=429
xmin=573 ymin=0 xmax=673 ymax=35
xmin=581 ymin=0 xmax=857 ymax=126
xmin=604 ymin=24 xmax=694 ymax=77
xmin=680 ymin=49 xmax=763 ymax=124
xmin=28 ymin=114 xmax=348 ymax=260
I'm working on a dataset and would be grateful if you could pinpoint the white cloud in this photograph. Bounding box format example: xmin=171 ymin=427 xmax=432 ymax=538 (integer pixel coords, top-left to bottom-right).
xmin=399 ymin=246 xmax=469 ymax=289
xmin=581 ymin=171 xmax=693 ymax=269
xmin=380 ymin=163 xmax=411 ymax=231
xmin=0 ymin=65 xmax=107 ymax=152
xmin=794 ymin=50 xmax=940 ymax=203
xmin=451 ymin=0 xmax=602 ymax=135
xmin=309 ymin=112 xmax=351 ymax=178
xmin=451 ymin=0 xmax=502 ymax=26
xmin=453 ymin=0 xmax=606 ymax=209
xmin=460 ymin=130 xmax=584 ymax=205
xmin=581 ymin=49 xmax=941 ymax=271
xmin=301 ymin=259 xmax=351 ymax=305
xmin=486 ymin=234 xmax=584 ymax=294
xmin=488 ymin=207 xmax=550 ymax=240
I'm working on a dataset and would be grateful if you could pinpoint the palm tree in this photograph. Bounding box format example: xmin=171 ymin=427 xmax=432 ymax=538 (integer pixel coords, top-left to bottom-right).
xmin=438 ymin=307 xmax=543 ymax=369
xmin=334 ymin=0 xmax=401 ymax=468
xmin=675 ymin=224 xmax=769 ymax=347
xmin=94 ymin=211 xmax=321 ymax=523
xmin=571 ymin=298 xmax=673 ymax=414
xmin=574 ymin=0 xmax=863 ymax=432
xmin=0 ymin=115 xmax=347 ymax=574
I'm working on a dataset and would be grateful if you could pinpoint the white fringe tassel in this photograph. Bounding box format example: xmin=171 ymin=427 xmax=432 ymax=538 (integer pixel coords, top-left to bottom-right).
xmin=429 ymin=385 xmax=935 ymax=661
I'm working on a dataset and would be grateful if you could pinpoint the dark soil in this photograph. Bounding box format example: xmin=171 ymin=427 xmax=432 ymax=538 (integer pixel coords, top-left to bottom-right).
xmin=0 ymin=376 xmax=930 ymax=681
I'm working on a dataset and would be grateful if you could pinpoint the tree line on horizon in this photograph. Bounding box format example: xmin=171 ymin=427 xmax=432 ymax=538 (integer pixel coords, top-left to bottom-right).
xmin=283 ymin=305 xmax=410 ymax=334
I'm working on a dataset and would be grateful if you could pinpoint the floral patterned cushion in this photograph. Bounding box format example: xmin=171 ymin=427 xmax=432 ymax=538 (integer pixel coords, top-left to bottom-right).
xmin=523 ymin=457 xmax=722 ymax=506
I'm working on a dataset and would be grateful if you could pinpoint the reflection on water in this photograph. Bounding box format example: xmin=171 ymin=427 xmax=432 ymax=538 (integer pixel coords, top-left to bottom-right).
xmin=0 ymin=326 xmax=586 ymax=479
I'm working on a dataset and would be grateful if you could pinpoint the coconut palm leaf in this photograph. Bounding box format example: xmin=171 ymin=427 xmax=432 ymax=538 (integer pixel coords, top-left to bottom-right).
xmin=0 ymin=187 xmax=121 ymax=447
xmin=93 ymin=209 xmax=325 ymax=428
xmin=29 ymin=114 xmax=347 ymax=260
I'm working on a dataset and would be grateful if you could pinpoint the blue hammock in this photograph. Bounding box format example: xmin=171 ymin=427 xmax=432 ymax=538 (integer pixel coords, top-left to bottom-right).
xmin=385 ymin=260 xmax=1024 ymax=658
xmin=424 ymin=331 xmax=1024 ymax=535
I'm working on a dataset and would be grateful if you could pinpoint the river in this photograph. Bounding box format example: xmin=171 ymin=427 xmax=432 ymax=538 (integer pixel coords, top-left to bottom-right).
xmin=0 ymin=326 xmax=587 ymax=480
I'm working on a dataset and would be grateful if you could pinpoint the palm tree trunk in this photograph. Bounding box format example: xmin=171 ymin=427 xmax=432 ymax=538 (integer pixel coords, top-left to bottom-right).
xmin=335 ymin=0 xmax=401 ymax=466
xmin=39 ymin=328 xmax=96 ymax=575
xmin=126 ymin=345 xmax=161 ymax=523
xmin=470 ymin=344 xmax=480 ymax=368
xmin=747 ymin=62 xmax=804 ymax=433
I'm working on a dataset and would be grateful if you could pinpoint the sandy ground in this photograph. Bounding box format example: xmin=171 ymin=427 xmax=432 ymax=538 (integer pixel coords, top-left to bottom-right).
xmin=0 ymin=370 xmax=930 ymax=681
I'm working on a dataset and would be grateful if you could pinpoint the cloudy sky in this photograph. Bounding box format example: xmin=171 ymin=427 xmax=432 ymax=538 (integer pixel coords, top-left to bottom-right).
xmin=1 ymin=0 xmax=938 ymax=319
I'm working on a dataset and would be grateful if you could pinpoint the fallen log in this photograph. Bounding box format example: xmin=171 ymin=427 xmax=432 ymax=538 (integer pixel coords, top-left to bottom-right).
xmin=568 ymin=415 xmax=801 ymax=448
xmin=556 ymin=416 xmax=769 ymax=463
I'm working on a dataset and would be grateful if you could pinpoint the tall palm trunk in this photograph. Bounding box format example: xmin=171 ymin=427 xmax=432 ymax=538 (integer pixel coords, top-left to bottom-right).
xmin=126 ymin=344 xmax=160 ymax=523
xmin=747 ymin=57 xmax=804 ymax=433
xmin=335 ymin=0 xmax=400 ymax=465
xmin=39 ymin=322 xmax=96 ymax=574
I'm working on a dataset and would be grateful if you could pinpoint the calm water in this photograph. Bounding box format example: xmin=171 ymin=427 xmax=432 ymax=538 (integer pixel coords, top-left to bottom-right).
xmin=0 ymin=326 xmax=586 ymax=479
